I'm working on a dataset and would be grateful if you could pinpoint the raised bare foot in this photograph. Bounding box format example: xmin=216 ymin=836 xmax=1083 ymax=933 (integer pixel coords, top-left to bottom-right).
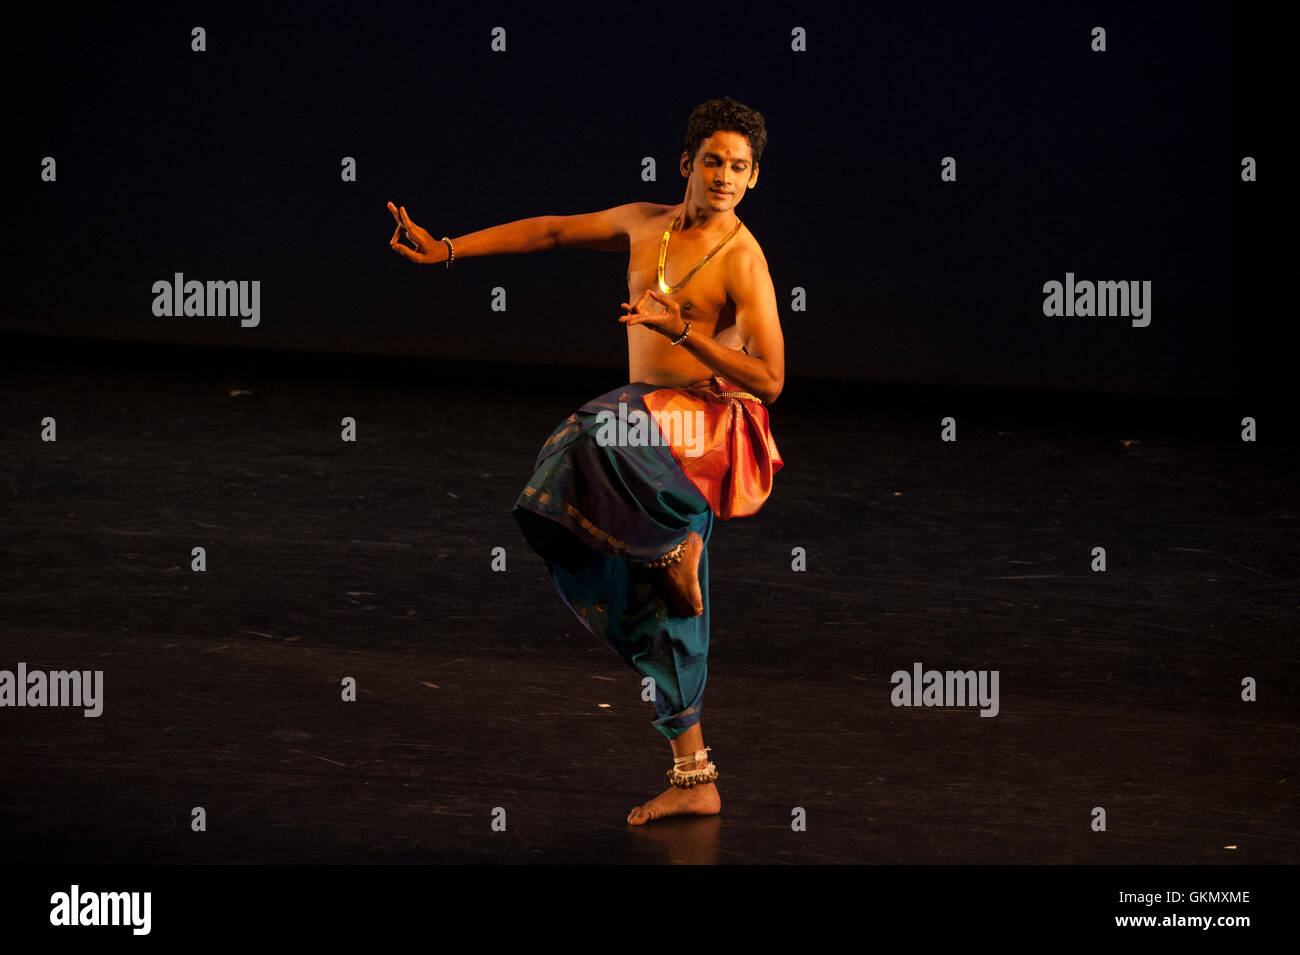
xmin=659 ymin=531 xmax=704 ymax=617
xmin=626 ymin=781 xmax=721 ymax=826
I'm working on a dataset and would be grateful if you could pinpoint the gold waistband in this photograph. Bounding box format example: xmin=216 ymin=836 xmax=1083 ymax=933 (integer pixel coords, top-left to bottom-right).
xmin=655 ymin=377 xmax=764 ymax=405
xmin=684 ymin=378 xmax=763 ymax=405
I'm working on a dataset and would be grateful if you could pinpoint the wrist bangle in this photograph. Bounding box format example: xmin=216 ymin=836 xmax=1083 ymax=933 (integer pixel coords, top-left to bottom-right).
xmin=440 ymin=236 xmax=455 ymax=268
xmin=670 ymin=320 xmax=691 ymax=346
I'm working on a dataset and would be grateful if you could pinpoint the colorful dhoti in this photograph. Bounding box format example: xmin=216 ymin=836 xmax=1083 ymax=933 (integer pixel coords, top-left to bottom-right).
xmin=513 ymin=376 xmax=782 ymax=738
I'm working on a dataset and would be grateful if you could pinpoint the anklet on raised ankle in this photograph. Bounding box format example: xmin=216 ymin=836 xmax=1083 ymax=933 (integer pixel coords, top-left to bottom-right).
xmin=667 ymin=747 xmax=718 ymax=788
xmin=644 ymin=537 xmax=689 ymax=568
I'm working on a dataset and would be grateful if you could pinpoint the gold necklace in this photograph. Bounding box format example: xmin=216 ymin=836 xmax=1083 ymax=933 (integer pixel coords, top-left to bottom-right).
xmin=657 ymin=208 xmax=743 ymax=293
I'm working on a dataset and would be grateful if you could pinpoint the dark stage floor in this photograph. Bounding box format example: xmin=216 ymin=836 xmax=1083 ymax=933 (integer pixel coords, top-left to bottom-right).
xmin=1 ymin=336 xmax=1295 ymax=864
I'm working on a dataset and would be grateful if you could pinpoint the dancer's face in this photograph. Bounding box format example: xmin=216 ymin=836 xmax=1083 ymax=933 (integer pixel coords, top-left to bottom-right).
xmin=681 ymin=131 xmax=759 ymax=214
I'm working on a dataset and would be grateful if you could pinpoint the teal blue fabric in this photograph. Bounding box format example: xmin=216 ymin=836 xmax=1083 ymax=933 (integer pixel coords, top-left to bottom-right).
xmin=514 ymin=383 xmax=714 ymax=739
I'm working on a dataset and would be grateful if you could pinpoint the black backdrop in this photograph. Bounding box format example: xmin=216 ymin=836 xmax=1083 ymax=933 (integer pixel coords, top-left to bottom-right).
xmin=5 ymin=1 xmax=1270 ymax=396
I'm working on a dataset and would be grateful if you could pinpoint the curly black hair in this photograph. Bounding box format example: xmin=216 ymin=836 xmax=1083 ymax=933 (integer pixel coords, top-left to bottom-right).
xmin=683 ymin=96 xmax=767 ymax=167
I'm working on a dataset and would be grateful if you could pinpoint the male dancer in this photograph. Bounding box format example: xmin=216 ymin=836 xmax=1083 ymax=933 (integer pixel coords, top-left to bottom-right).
xmin=388 ymin=96 xmax=784 ymax=825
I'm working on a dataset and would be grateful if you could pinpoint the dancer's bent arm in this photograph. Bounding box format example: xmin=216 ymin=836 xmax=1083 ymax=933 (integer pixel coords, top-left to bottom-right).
xmin=621 ymin=246 xmax=785 ymax=404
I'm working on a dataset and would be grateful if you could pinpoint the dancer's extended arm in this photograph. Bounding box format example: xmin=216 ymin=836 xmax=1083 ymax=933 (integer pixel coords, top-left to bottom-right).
xmin=386 ymin=201 xmax=650 ymax=263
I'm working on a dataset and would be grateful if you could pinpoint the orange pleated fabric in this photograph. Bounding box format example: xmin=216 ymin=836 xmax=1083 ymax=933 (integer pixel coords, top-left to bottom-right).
xmin=641 ymin=376 xmax=783 ymax=520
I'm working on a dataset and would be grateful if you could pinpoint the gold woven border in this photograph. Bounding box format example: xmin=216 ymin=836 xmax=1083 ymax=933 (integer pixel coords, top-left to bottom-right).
xmin=523 ymin=485 xmax=631 ymax=553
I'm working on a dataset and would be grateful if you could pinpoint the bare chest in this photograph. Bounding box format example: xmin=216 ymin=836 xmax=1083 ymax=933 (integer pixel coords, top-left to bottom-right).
xmin=625 ymin=219 xmax=738 ymax=334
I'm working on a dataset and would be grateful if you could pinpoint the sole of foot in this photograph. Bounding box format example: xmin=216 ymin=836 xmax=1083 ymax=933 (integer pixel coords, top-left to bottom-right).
xmin=659 ymin=531 xmax=704 ymax=618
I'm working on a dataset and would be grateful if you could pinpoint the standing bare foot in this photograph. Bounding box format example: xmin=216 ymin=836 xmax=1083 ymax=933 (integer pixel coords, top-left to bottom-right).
xmin=627 ymin=781 xmax=721 ymax=826
xmin=657 ymin=531 xmax=704 ymax=617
